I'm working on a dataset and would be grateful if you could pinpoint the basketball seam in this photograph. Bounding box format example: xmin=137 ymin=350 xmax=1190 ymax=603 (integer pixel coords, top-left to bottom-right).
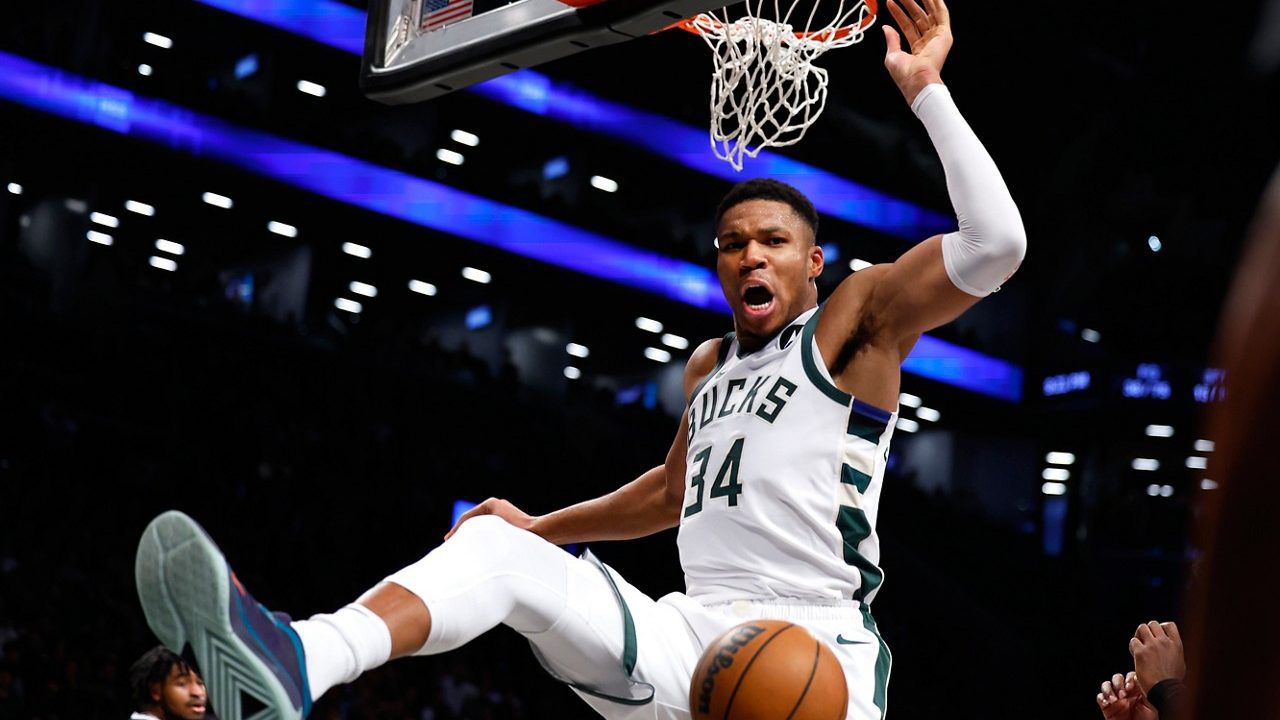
xmin=783 ymin=639 xmax=821 ymax=720
xmin=721 ymin=622 xmax=796 ymax=720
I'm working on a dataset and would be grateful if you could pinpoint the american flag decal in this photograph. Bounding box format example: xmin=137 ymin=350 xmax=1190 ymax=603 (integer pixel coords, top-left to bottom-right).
xmin=420 ymin=0 xmax=474 ymax=31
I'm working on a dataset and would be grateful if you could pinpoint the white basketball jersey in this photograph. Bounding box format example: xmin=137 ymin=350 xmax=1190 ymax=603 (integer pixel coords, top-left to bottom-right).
xmin=677 ymin=305 xmax=898 ymax=605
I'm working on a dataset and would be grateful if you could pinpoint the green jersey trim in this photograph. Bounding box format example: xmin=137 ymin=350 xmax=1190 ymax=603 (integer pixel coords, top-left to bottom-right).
xmin=836 ymin=506 xmax=885 ymax=602
xmin=801 ymin=306 xmax=853 ymax=407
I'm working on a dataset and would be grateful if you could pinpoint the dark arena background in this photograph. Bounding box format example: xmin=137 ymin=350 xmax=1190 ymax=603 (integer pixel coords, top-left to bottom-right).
xmin=2 ymin=0 xmax=1279 ymax=718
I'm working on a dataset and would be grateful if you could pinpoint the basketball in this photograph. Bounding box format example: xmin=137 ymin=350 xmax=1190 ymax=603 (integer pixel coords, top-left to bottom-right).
xmin=689 ymin=620 xmax=848 ymax=720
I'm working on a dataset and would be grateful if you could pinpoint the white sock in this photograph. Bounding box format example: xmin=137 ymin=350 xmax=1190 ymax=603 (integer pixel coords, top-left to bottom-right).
xmin=291 ymin=603 xmax=392 ymax=701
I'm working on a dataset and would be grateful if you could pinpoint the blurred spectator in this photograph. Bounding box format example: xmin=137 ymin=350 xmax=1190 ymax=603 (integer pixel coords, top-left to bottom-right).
xmin=127 ymin=647 xmax=207 ymax=720
xmin=1130 ymin=621 xmax=1186 ymax=719
xmin=1096 ymin=671 xmax=1156 ymax=720
xmin=1095 ymin=620 xmax=1186 ymax=720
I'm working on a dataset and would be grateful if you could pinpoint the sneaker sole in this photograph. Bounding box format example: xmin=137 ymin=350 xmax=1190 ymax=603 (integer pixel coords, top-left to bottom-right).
xmin=135 ymin=510 xmax=301 ymax=720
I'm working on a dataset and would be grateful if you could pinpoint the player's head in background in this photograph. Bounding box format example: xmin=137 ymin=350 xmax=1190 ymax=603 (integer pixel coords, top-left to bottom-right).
xmin=129 ymin=646 xmax=208 ymax=720
xmin=715 ymin=179 xmax=824 ymax=349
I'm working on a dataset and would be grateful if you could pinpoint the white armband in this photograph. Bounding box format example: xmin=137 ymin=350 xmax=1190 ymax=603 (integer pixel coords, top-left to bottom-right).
xmin=912 ymin=83 xmax=1027 ymax=297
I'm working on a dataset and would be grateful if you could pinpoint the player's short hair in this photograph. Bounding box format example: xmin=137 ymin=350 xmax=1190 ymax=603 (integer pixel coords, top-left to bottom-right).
xmin=715 ymin=178 xmax=820 ymax=241
xmin=129 ymin=645 xmax=195 ymax=709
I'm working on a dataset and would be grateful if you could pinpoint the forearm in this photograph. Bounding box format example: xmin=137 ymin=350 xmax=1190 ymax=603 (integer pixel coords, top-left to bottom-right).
xmin=913 ymin=83 xmax=1026 ymax=297
xmin=529 ymin=465 xmax=681 ymax=545
xmin=1148 ymin=679 xmax=1187 ymax=719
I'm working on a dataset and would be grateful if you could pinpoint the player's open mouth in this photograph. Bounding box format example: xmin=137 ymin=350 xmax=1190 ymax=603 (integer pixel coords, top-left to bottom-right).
xmin=190 ymin=704 xmax=206 ymax=714
xmin=741 ymin=283 xmax=776 ymax=317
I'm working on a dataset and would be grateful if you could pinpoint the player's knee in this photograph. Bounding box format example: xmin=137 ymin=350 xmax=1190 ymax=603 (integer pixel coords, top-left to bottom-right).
xmin=451 ymin=514 xmax=516 ymax=542
xmin=448 ymin=515 xmax=537 ymax=561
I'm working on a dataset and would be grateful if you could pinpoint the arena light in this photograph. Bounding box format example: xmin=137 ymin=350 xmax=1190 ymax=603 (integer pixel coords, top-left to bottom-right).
xmin=895 ymin=417 xmax=919 ymax=433
xmin=1045 ymin=452 xmax=1075 ymax=465
xmin=408 ymin=279 xmax=437 ymax=296
xmin=1146 ymin=484 xmax=1161 ymax=497
xmin=644 ymin=347 xmax=671 ymax=363
xmin=436 ymin=148 xmax=465 ymax=166
xmin=1200 ymin=479 xmax=1218 ymax=490
xmin=849 ymin=258 xmax=872 ymax=271
xmin=543 ymin=156 xmax=570 ymax=181
xmin=1145 ymin=424 xmax=1175 ymax=438
xmin=296 ymin=79 xmax=327 ymax=97
xmin=1147 ymin=235 xmax=1162 ymax=253
xmin=87 ymin=230 xmax=114 ymax=246
xmin=155 ymin=239 xmax=185 ymax=256
xmin=898 ymin=393 xmax=921 ymax=408
xmin=349 ymin=281 xmax=377 ymax=297
xmin=1132 ymin=458 xmax=1160 ymax=471
xmin=138 ymin=64 xmax=153 ymax=77
xmin=466 ymin=304 xmax=492 ymax=329
xmin=566 ymin=342 xmax=590 ymax=358
xmin=916 ymin=406 xmax=940 ymax=422
xmin=661 ymin=333 xmax=689 ymax=350
xmin=268 ymin=220 xmax=298 ymax=237
xmin=1160 ymin=484 xmax=1173 ymax=497
xmin=1041 ymin=481 xmax=1067 ymax=496
xmin=564 ymin=366 xmax=582 ymax=380
xmin=1042 ymin=468 xmax=1070 ymax=481
xmin=0 ymin=49 xmax=1024 ymax=402
xmin=461 ymin=266 xmax=491 ymax=284
xmin=235 ymin=54 xmax=260 ymax=80
xmin=911 ymin=333 xmax=1018 ymax=389
xmin=126 ymin=200 xmax=156 ymax=216
xmin=143 ymin=32 xmax=173 ymax=49
xmin=450 ymin=129 xmax=480 ymax=147
xmin=1185 ymin=456 xmax=1208 ymax=470
xmin=5 ymin=182 xmax=20 ymax=195
xmin=149 ymin=256 xmax=178 ymax=271
xmin=64 ymin=199 xmax=87 ymax=214
xmin=90 ymin=212 xmax=120 ymax=228
xmin=1081 ymin=328 xmax=1101 ymax=343
xmin=342 ymin=242 xmax=372 ymax=259
xmin=635 ymin=317 xmax=663 ymax=333
xmin=335 ymin=297 xmax=362 ymax=313
xmin=202 ymin=191 xmax=233 ymax=209
xmin=590 ymin=175 xmax=619 ymax=193
xmin=1194 ymin=439 xmax=1215 ymax=452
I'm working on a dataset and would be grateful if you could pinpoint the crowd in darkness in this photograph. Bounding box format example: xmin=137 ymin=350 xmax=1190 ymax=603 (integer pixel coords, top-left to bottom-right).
xmin=0 ymin=244 xmax=1184 ymax=720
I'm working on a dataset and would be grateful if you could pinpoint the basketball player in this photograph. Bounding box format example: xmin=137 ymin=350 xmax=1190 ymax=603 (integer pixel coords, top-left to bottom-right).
xmin=134 ymin=1 xmax=1025 ymax=718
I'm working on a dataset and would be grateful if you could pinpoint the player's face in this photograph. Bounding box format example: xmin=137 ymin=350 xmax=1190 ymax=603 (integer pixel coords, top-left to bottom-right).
xmin=716 ymin=200 xmax=823 ymax=342
xmin=156 ymin=665 xmax=207 ymax=720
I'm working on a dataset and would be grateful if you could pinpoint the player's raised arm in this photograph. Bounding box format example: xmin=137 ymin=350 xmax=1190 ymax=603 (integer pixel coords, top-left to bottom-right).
xmin=829 ymin=0 xmax=1026 ymax=344
xmin=444 ymin=338 xmax=722 ymax=545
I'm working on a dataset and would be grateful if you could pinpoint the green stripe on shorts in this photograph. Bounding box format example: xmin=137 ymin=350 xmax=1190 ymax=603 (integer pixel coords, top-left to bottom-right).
xmin=860 ymin=605 xmax=891 ymax=719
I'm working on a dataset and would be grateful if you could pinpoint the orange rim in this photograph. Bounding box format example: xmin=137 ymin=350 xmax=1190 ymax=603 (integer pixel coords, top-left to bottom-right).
xmin=671 ymin=0 xmax=876 ymax=40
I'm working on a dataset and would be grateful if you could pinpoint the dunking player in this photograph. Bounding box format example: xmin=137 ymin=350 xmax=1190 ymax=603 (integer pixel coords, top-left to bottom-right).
xmin=134 ymin=1 xmax=1024 ymax=718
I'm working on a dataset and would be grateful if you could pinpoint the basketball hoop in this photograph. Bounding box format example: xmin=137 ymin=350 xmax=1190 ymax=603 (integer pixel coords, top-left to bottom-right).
xmin=675 ymin=0 xmax=877 ymax=171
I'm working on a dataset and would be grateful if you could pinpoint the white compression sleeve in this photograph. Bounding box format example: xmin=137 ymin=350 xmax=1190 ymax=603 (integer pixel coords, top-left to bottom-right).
xmin=912 ymin=83 xmax=1027 ymax=297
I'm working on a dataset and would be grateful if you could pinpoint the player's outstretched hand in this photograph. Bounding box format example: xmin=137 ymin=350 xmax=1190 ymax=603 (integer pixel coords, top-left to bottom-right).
xmin=444 ymin=497 xmax=536 ymax=541
xmin=1096 ymin=671 xmax=1158 ymax=720
xmin=1129 ymin=620 xmax=1186 ymax=695
xmin=882 ymin=0 xmax=952 ymax=105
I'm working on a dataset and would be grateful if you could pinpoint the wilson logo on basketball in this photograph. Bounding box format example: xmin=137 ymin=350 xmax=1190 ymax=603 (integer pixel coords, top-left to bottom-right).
xmin=696 ymin=624 xmax=766 ymax=713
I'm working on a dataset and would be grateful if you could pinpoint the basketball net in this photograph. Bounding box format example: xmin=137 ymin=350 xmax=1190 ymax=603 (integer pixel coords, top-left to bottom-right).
xmin=679 ymin=0 xmax=876 ymax=171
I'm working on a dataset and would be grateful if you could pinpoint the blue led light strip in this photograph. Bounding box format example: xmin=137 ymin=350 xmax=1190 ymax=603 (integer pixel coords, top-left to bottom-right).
xmin=0 ymin=50 xmax=1022 ymax=401
xmin=191 ymin=0 xmax=954 ymax=242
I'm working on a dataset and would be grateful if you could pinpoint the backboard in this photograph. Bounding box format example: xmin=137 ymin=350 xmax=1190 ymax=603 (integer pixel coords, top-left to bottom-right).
xmin=360 ymin=0 xmax=725 ymax=104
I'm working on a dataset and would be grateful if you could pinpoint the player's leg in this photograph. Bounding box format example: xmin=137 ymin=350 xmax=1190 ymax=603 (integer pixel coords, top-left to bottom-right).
xmin=136 ymin=511 xmax=697 ymax=720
